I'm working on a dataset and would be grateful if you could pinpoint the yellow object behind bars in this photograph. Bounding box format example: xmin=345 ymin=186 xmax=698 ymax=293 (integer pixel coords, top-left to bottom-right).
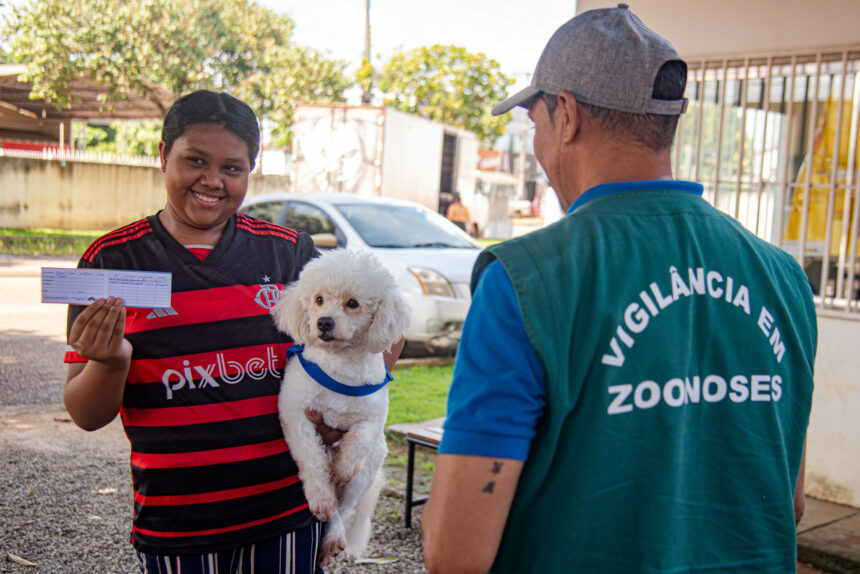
xmin=784 ymin=98 xmax=860 ymax=257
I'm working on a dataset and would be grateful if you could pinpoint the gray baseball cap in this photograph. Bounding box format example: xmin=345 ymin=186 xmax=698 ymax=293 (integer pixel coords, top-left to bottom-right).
xmin=492 ymin=3 xmax=688 ymax=116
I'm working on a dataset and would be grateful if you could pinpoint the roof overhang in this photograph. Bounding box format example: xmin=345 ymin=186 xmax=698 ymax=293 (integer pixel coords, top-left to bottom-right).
xmin=0 ymin=65 xmax=171 ymax=122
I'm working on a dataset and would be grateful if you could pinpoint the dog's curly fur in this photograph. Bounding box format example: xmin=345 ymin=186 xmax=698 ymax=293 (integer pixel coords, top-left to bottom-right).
xmin=273 ymin=249 xmax=410 ymax=565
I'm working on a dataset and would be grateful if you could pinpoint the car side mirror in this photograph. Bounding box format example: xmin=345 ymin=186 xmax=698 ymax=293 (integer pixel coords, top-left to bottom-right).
xmin=310 ymin=232 xmax=338 ymax=249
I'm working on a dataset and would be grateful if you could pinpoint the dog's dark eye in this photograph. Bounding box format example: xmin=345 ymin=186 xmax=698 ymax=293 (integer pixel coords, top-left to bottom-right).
xmin=346 ymin=299 xmax=359 ymax=309
xmin=316 ymin=296 xmax=324 ymax=305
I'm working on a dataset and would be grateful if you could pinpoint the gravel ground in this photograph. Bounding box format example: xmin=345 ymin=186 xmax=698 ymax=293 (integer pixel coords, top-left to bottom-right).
xmin=1 ymin=411 xmax=137 ymax=573
xmin=0 ymin=407 xmax=430 ymax=574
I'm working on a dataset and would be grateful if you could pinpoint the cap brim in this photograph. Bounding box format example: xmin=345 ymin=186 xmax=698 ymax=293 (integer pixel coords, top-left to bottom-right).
xmin=492 ymin=85 xmax=540 ymax=116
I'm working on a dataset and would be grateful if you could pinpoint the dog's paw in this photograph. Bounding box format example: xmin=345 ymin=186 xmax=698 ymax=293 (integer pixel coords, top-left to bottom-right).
xmin=307 ymin=494 xmax=336 ymax=522
xmin=318 ymin=535 xmax=346 ymax=566
xmin=331 ymin=458 xmax=361 ymax=487
xmin=303 ymin=482 xmax=337 ymax=521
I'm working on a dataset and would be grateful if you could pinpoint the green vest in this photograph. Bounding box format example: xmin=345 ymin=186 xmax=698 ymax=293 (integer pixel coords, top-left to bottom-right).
xmin=476 ymin=189 xmax=816 ymax=573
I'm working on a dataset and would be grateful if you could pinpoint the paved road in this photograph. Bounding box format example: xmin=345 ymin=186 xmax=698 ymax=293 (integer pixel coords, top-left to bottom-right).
xmin=0 ymin=255 xmax=76 ymax=410
xmin=0 ymin=255 xmax=141 ymax=572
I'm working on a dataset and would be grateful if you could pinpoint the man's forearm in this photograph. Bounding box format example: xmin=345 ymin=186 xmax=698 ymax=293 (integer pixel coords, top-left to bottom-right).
xmin=423 ymin=454 xmax=523 ymax=574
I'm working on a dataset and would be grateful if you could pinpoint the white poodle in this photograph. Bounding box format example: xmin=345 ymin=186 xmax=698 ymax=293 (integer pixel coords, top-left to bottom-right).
xmin=272 ymin=249 xmax=411 ymax=566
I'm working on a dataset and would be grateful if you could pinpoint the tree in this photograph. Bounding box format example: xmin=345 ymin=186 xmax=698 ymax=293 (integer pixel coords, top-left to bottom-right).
xmin=74 ymin=120 xmax=162 ymax=156
xmin=232 ymin=43 xmax=352 ymax=147
xmin=0 ymin=0 xmax=10 ymax=65
xmin=4 ymin=0 xmax=350 ymax=146
xmin=377 ymin=44 xmax=514 ymax=145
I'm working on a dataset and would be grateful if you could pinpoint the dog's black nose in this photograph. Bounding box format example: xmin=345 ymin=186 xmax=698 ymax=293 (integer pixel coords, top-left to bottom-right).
xmin=317 ymin=317 xmax=335 ymax=332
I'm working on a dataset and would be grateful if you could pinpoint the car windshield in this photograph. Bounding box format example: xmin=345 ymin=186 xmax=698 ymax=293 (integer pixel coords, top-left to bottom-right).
xmin=334 ymin=203 xmax=479 ymax=249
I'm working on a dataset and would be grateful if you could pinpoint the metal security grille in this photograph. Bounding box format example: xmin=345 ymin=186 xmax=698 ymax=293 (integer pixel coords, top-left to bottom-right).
xmin=673 ymin=48 xmax=860 ymax=314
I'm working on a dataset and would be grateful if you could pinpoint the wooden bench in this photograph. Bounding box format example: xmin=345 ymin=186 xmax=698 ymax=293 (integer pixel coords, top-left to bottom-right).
xmin=388 ymin=418 xmax=445 ymax=529
xmin=404 ymin=424 xmax=444 ymax=528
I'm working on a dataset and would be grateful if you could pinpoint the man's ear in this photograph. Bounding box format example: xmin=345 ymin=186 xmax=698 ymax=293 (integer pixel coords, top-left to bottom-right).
xmin=556 ymin=91 xmax=581 ymax=144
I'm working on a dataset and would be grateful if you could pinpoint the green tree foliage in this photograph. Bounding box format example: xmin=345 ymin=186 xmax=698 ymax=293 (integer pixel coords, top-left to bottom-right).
xmin=73 ymin=123 xmax=113 ymax=150
xmin=74 ymin=120 xmax=162 ymax=156
xmin=354 ymin=57 xmax=374 ymax=103
xmin=122 ymin=120 xmax=162 ymax=156
xmin=4 ymin=0 xmax=350 ymax=146
xmin=232 ymin=43 xmax=352 ymax=147
xmin=377 ymin=44 xmax=514 ymax=145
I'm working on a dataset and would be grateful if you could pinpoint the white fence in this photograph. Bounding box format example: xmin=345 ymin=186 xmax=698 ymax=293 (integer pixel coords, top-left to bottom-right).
xmin=0 ymin=145 xmax=160 ymax=168
xmin=674 ymin=47 xmax=860 ymax=316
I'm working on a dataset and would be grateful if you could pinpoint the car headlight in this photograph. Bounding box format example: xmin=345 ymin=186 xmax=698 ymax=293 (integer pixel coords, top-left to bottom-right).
xmin=408 ymin=267 xmax=456 ymax=298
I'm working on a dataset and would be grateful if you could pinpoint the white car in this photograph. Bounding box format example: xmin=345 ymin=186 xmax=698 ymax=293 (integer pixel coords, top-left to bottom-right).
xmin=239 ymin=193 xmax=482 ymax=352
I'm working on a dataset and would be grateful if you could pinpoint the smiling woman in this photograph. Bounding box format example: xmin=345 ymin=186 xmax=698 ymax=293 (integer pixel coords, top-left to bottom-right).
xmin=61 ymin=90 xmax=333 ymax=573
xmin=156 ymin=91 xmax=260 ymax=248
xmin=158 ymin=124 xmax=251 ymax=246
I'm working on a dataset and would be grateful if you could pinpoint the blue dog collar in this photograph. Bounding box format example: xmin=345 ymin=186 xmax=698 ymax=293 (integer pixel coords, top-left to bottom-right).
xmin=286 ymin=344 xmax=393 ymax=397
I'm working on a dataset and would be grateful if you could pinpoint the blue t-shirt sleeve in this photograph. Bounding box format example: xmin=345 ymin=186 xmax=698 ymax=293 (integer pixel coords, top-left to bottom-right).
xmin=438 ymin=259 xmax=545 ymax=461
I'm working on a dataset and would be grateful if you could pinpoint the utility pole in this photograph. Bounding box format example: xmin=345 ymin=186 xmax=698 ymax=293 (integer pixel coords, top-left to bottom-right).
xmin=511 ymin=70 xmax=531 ymax=202
xmin=361 ymin=0 xmax=372 ymax=104
xmin=516 ymin=107 xmax=528 ymax=200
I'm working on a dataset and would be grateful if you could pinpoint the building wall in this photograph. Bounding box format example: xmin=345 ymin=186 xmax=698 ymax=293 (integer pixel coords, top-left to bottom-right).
xmin=0 ymin=157 xmax=288 ymax=231
xmin=806 ymin=313 xmax=860 ymax=508
xmin=381 ymin=107 xmax=445 ymax=211
xmin=0 ymin=157 xmax=165 ymax=230
xmin=576 ymin=0 xmax=860 ymax=58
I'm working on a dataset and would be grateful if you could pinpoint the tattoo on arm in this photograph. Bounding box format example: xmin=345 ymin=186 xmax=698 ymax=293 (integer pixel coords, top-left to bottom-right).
xmin=482 ymin=461 xmax=504 ymax=493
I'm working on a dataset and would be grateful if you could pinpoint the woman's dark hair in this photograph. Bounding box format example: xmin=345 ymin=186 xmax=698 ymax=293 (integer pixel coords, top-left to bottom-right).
xmin=161 ymin=90 xmax=261 ymax=169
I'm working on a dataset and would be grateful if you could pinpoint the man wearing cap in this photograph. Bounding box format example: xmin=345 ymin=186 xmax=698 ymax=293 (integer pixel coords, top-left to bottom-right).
xmin=422 ymin=5 xmax=816 ymax=573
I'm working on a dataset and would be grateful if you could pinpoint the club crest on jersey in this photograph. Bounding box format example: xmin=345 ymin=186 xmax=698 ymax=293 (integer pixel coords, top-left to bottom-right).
xmin=255 ymin=284 xmax=282 ymax=310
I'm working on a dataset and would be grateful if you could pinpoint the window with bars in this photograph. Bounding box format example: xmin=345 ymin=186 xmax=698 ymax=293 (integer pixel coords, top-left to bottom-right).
xmin=674 ymin=49 xmax=860 ymax=311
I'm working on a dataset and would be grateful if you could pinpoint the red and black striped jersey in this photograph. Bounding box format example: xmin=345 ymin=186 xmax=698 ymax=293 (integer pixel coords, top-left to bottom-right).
xmin=66 ymin=212 xmax=319 ymax=554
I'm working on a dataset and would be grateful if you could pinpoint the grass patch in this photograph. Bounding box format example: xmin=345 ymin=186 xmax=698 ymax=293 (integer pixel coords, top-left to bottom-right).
xmin=383 ymin=362 xmax=452 ymax=491
xmin=476 ymin=237 xmax=501 ymax=248
xmin=386 ymin=363 xmax=452 ymax=427
xmin=0 ymin=228 xmax=103 ymax=256
xmin=386 ymin=451 xmax=408 ymax=467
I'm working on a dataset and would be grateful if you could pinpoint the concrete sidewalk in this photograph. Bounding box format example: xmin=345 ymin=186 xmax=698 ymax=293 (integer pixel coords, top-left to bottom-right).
xmin=798 ymin=497 xmax=860 ymax=573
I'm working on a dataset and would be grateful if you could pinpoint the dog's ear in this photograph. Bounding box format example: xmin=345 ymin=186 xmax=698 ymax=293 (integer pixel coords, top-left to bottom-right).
xmin=272 ymin=282 xmax=311 ymax=344
xmin=366 ymin=290 xmax=411 ymax=354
